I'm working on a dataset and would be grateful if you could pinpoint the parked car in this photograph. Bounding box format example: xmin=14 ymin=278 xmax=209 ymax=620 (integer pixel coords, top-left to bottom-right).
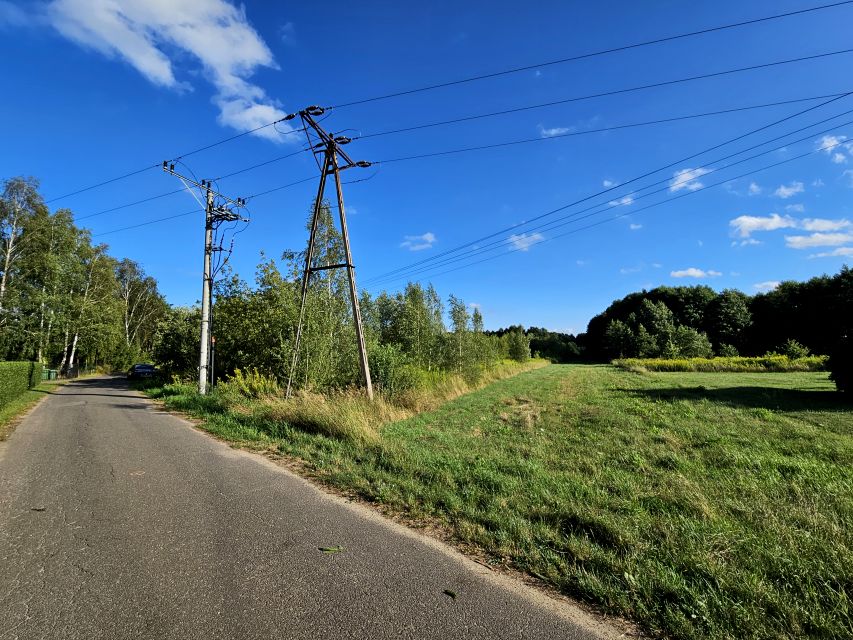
xmin=127 ymin=363 xmax=156 ymax=380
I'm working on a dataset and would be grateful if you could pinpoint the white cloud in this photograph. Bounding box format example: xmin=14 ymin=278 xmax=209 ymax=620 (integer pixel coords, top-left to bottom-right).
xmin=729 ymin=213 xmax=796 ymax=237
xmin=785 ymin=232 xmax=853 ymax=249
xmin=608 ymin=195 xmax=634 ymax=206
xmin=620 ymin=265 xmax=642 ymax=275
xmin=815 ymin=135 xmax=853 ymax=164
xmin=733 ymin=238 xmax=763 ymax=247
xmin=468 ymin=302 xmax=481 ymax=310
xmin=509 ymin=232 xmax=545 ymax=251
xmin=773 ymin=181 xmax=804 ymax=199
xmin=538 ymin=124 xmax=572 ymax=138
xmin=279 ymin=21 xmax=296 ymax=45
xmin=748 ymin=182 xmax=762 ymax=195
xmin=602 ymin=179 xmax=616 ymax=188
xmin=844 ymin=170 xmax=853 ymax=187
xmin=629 ymin=223 xmax=642 ymax=230
xmin=817 ymin=134 xmax=847 ymax=153
xmin=785 ymin=204 xmax=804 ymax=213
xmin=813 ymin=178 xmax=825 ymax=187
xmin=800 ymin=218 xmax=851 ymax=232
xmin=753 ymin=281 xmax=780 ymax=292
xmin=400 ymin=232 xmax=436 ymax=251
xmin=45 ymin=0 xmax=293 ymax=141
xmin=669 ymin=167 xmax=709 ymax=192
xmin=810 ymin=246 xmax=853 ymax=258
xmin=670 ymin=267 xmax=721 ymax=278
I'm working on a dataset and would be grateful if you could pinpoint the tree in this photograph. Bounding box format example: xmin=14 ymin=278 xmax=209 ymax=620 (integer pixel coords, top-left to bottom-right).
xmin=604 ymin=319 xmax=634 ymax=358
xmin=671 ymin=326 xmax=713 ymax=358
xmin=507 ymin=327 xmax=530 ymax=362
xmin=705 ymin=290 xmax=751 ymax=352
xmin=447 ymin=294 xmax=470 ymax=373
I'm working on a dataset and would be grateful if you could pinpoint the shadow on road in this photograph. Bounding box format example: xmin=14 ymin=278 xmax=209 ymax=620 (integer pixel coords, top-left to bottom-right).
xmin=57 ymin=376 xmax=146 ymax=400
xmin=622 ymin=385 xmax=850 ymax=412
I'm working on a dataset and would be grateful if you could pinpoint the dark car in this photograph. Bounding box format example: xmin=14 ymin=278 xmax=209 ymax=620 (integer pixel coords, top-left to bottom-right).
xmin=127 ymin=364 xmax=156 ymax=380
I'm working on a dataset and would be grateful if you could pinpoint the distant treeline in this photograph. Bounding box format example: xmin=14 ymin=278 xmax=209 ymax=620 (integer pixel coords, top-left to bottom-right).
xmin=490 ymin=266 xmax=852 ymax=365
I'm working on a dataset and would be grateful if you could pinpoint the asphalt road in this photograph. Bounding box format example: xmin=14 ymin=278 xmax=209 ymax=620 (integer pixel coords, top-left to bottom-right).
xmin=0 ymin=376 xmax=617 ymax=639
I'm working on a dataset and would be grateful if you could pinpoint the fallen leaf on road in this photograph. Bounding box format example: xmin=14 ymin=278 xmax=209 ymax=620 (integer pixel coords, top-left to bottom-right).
xmin=30 ymin=507 xmax=46 ymax=512
xmin=443 ymin=589 xmax=457 ymax=600
xmin=318 ymin=546 xmax=344 ymax=554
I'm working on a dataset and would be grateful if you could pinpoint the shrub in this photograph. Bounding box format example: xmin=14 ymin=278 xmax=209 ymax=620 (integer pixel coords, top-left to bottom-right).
xmin=222 ymin=368 xmax=279 ymax=398
xmin=368 ymin=343 xmax=422 ymax=397
xmin=779 ymin=339 xmax=810 ymax=359
xmin=717 ymin=343 xmax=739 ymax=357
xmin=0 ymin=361 xmax=40 ymax=409
xmin=613 ymin=355 xmax=828 ymax=373
xmin=507 ymin=329 xmax=531 ymax=362
xmin=828 ymin=335 xmax=851 ymax=393
xmin=29 ymin=362 xmax=43 ymax=389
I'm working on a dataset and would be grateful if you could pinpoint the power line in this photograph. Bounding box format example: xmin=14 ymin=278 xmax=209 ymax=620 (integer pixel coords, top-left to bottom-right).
xmin=364 ymin=92 xmax=852 ymax=283
xmin=93 ymin=208 xmax=199 ymax=237
xmin=369 ymin=125 xmax=853 ymax=284
xmin=372 ymin=134 xmax=852 ymax=286
xmin=69 ymin=90 xmax=851 ymax=222
xmin=42 ymin=1 xmax=853 ymax=205
xmin=331 ymin=1 xmax=853 ymax=108
xmin=45 ymin=118 xmax=302 ymax=205
xmin=357 ymin=85 xmax=851 ymax=141
xmin=366 ymin=121 xmax=852 ymax=283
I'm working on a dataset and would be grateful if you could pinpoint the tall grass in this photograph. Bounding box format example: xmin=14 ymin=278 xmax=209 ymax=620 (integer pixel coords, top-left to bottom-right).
xmin=147 ymin=359 xmax=550 ymax=444
xmin=614 ymin=355 xmax=828 ymax=373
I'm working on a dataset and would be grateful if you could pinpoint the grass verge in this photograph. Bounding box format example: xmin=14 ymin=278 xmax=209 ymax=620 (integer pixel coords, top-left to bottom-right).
xmin=142 ymin=365 xmax=852 ymax=639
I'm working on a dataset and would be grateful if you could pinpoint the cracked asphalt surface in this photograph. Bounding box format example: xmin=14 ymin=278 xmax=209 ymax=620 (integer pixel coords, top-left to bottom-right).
xmin=0 ymin=376 xmax=612 ymax=639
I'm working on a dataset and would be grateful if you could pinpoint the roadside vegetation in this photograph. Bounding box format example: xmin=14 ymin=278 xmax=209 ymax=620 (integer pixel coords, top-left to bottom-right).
xmin=614 ymin=355 xmax=827 ymax=373
xmin=142 ymin=364 xmax=852 ymax=640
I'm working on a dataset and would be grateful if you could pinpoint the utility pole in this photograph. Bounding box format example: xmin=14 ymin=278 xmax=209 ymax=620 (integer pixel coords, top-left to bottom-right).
xmin=286 ymin=106 xmax=374 ymax=400
xmin=162 ymin=162 xmax=246 ymax=395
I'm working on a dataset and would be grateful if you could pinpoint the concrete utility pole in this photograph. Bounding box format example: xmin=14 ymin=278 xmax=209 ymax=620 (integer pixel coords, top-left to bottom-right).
xmin=162 ymin=162 xmax=246 ymax=395
xmin=286 ymin=106 xmax=374 ymax=400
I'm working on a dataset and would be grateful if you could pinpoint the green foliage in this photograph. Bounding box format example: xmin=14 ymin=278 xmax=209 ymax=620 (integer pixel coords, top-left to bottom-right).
xmin=670 ymin=325 xmax=713 ymax=358
xmin=828 ymin=335 xmax=851 ymax=392
xmin=779 ymin=338 xmax=810 ymax=359
xmin=152 ymin=307 xmax=201 ymax=376
xmin=0 ymin=176 xmax=166 ymax=370
xmin=614 ymin=355 xmax=828 ymax=373
xmin=506 ymin=328 xmax=531 ymax=362
xmin=0 ymin=361 xmax=39 ymax=408
xmin=221 ymin=367 xmax=280 ymax=398
xmin=28 ymin=362 xmax=43 ymax=388
xmin=717 ymin=343 xmax=739 ymax=357
xmin=368 ymin=342 xmax=422 ymax=397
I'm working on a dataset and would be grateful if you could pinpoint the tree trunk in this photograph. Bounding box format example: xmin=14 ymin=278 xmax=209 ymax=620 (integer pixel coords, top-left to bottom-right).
xmin=0 ymin=212 xmax=19 ymax=315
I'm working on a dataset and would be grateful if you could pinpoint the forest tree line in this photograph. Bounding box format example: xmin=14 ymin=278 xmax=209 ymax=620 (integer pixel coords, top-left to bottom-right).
xmin=0 ymin=177 xmax=167 ymax=371
xmin=580 ymin=267 xmax=852 ymax=361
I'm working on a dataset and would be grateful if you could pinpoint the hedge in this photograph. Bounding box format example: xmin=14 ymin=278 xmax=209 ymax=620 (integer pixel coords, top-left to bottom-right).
xmin=0 ymin=361 xmax=44 ymax=410
xmin=613 ymin=355 xmax=828 ymax=373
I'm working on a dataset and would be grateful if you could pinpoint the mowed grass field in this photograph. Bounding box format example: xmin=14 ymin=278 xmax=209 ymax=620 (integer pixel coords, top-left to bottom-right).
xmin=150 ymin=365 xmax=852 ymax=639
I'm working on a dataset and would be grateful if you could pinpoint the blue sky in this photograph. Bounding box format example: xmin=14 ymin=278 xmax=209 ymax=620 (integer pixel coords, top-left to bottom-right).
xmin=2 ymin=0 xmax=853 ymax=334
